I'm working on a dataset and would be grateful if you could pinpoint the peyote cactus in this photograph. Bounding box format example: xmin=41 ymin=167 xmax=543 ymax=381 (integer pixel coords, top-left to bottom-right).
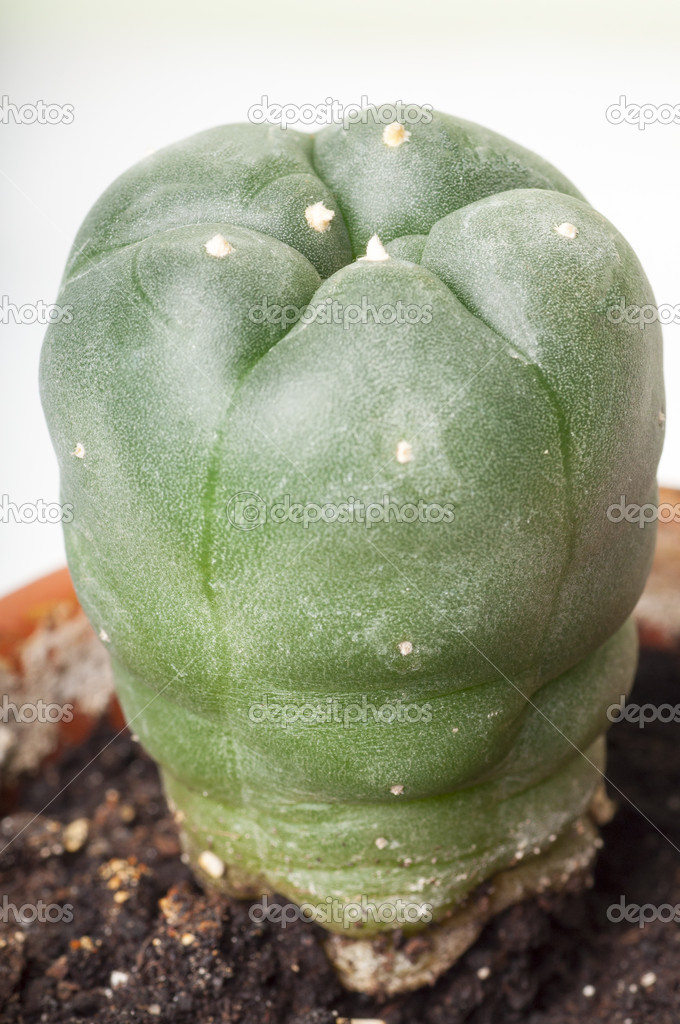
xmin=40 ymin=106 xmax=664 ymax=993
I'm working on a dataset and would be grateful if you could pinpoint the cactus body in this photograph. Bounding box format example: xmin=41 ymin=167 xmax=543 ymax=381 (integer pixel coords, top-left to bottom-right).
xmin=40 ymin=108 xmax=664 ymax=943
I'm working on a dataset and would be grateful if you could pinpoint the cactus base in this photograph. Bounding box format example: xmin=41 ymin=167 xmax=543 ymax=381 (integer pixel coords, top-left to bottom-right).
xmin=326 ymin=787 xmax=612 ymax=996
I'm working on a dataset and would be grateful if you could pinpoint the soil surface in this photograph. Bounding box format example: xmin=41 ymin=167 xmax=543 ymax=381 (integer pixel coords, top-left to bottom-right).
xmin=1 ymin=648 xmax=679 ymax=1023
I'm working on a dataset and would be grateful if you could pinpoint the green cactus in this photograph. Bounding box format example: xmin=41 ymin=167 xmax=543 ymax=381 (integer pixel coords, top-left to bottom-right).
xmin=40 ymin=107 xmax=664 ymax=985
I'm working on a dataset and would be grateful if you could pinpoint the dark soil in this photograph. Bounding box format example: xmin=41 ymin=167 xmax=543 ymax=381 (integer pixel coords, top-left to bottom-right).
xmin=1 ymin=648 xmax=679 ymax=1023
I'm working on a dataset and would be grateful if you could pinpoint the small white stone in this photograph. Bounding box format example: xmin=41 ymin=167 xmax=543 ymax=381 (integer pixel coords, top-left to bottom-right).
xmin=72 ymin=443 xmax=85 ymax=459
xmin=640 ymin=971 xmax=657 ymax=988
xmin=359 ymin=234 xmax=390 ymax=262
xmin=205 ymin=234 xmax=234 ymax=258
xmin=582 ymin=984 xmax=596 ymax=998
xmin=390 ymin=784 xmax=404 ymax=796
xmin=63 ymin=818 xmax=89 ymax=853
xmin=555 ymin=222 xmax=578 ymax=239
xmin=396 ymin=440 xmax=413 ymax=464
xmin=375 ymin=836 xmax=389 ymax=850
xmin=305 ymin=201 xmax=335 ymax=233
xmin=110 ymin=970 xmax=129 ymax=989
xmin=198 ymin=850 xmax=225 ymax=878
xmin=337 ymin=1019 xmax=387 ymax=1024
xmin=382 ymin=122 xmax=411 ymax=148
xmin=398 ymin=641 xmax=413 ymax=656
xmin=477 ymin=966 xmax=491 ymax=980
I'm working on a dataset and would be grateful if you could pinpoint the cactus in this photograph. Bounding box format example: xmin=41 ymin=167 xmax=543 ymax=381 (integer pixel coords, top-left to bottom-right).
xmin=40 ymin=106 xmax=664 ymax=992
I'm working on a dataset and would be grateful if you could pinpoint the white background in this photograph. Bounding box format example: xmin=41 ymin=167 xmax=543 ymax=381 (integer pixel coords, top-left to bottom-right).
xmin=1 ymin=0 xmax=678 ymax=595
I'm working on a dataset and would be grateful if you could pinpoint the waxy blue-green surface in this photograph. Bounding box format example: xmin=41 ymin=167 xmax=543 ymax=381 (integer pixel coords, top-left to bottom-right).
xmin=40 ymin=107 xmax=664 ymax=933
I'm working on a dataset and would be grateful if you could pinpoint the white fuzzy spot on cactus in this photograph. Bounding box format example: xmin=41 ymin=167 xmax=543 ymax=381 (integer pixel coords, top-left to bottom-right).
xmin=375 ymin=836 xmax=389 ymax=850
xmin=396 ymin=440 xmax=413 ymax=464
xmin=659 ymin=410 xmax=666 ymax=426
xmin=198 ymin=850 xmax=225 ymax=878
xmin=398 ymin=641 xmax=413 ymax=656
xmin=382 ymin=121 xmax=411 ymax=147
xmin=72 ymin=443 xmax=85 ymax=459
xmin=98 ymin=629 xmax=110 ymax=643
xmin=205 ymin=234 xmax=234 ymax=258
xmin=359 ymin=235 xmax=390 ymax=262
xmin=390 ymin=784 xmax=404 ymax=796
xmin=451 ymin=727 xmax=459 ymax=734
xmin=554 ymin=222 xmax=578 ymax=239
xmin=305 ymin=201 xmax=335 ymax=233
